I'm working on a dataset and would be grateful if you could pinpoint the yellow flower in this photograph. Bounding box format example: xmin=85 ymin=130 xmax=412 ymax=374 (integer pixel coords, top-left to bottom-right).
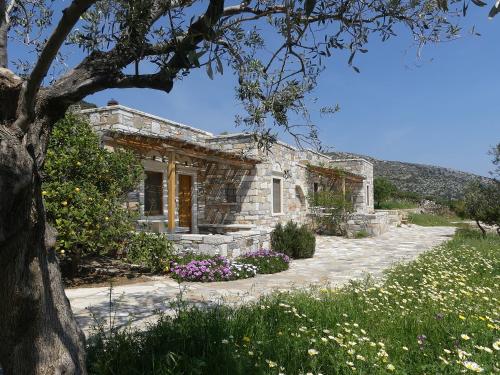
xmin=307 ymin=348 xmax=319 ymax=356
xmin=459 ymin=315 xmax=466 ymax=320
xmin=74 ymin=187 xmax=80 ymax=193
xmin=42 ymin=191 xmax=48 ymax=196
xmin=402 ymin=346 xmax=409 ymax=351
xmin=386 ymin=364 xmax=395 ymax=371
xmin=461 ymin=334 xmax=471 ymax=341
xmin=76 ymin=161 xmax=82 ymax=166
xmin=243 ymin=336 xmax=251 ymax=343
xmin=61 ymin=201 xmax=68 ymax=206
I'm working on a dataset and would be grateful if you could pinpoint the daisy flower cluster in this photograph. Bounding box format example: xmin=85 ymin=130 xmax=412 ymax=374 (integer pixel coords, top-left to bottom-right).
xmin=217 ymin=235 xmax=499 ymax=374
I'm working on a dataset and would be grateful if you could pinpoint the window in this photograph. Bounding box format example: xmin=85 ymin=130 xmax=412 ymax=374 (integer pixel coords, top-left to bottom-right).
xmin=225 ymin=183 xmax=237 ymax=203
xmin=272 ymin=178 xmax=282 ymax=214
xmin=144 ymin=171 xmax=163 ymax=215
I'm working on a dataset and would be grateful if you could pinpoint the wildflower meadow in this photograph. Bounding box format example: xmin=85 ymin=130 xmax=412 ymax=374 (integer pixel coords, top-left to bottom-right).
xmin=87 ymin=230 xmax=499 ymax=374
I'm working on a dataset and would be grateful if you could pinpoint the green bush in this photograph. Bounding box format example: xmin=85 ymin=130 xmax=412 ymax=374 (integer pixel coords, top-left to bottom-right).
xmin=125 ymin=232 xmax=174 ymax=273
xmin=271 ymin=221 xmax=316 ymax=259
xmin=43 ymin=113 xmax=142 ymax=264
xmin=354 ymin=230 xmax=370 ymax=239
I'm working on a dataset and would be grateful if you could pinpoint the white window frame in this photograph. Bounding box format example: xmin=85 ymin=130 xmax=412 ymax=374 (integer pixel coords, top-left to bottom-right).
xmin=271 ymin=176 xmax=284 ymax=215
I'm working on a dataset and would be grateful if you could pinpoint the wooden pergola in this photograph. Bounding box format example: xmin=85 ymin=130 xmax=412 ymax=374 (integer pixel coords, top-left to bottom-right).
xmin=103 ymin=129 xmax=260 ymax=233
xmin=304 ymin=163 xmax=364 ymax=198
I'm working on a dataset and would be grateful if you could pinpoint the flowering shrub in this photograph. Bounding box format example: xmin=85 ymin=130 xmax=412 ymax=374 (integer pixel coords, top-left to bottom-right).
xmin=125 ymin=232 xmax=174 ymax=273
xmin=170 ymin=256 xmax=257 ymax=282
xmin=237 ymin=250 xmax=290 ymax=274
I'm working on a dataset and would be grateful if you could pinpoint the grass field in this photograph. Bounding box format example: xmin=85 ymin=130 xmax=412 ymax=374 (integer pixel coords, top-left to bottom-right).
xmin=87 ymin=230 xmax=500 ymax=374
xmin=407 ymin=213 xmax=466 ymax=227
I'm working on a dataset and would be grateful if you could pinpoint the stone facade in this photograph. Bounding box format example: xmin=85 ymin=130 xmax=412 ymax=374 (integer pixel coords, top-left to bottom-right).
xmin=82 ymin=104 xmax=387 ymax=255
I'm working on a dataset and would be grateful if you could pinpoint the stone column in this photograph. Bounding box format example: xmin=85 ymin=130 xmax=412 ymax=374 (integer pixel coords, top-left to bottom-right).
xmin=168 ymin=152 xmax=176 ymax=233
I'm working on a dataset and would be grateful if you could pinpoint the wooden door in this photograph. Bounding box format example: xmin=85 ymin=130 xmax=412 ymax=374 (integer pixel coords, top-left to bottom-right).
xmin=178 ymin=175 xmax=192 ymax=229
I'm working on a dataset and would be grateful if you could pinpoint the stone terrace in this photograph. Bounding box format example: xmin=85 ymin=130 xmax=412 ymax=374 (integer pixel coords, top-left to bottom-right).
xmin=66 ymin=225 xmax=455 ymax=335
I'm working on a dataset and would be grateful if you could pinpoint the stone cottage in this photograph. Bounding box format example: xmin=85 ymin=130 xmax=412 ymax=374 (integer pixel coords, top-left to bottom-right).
xmin=82 ymin=104 xmax=389 ymax=256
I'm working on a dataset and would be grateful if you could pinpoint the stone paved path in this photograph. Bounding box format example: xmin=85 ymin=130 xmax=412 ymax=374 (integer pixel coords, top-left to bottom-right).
xmin=66 ymin=225 xmax=455 ymax=335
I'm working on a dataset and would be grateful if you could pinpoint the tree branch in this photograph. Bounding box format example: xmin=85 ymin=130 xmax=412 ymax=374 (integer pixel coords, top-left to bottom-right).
xmin=12 ymin=0 xmax=97 ymax=135
xmin=0 ymin=0 xmax=8 ymax=68
xmin=43 ymin=0 xmax=227 ymax=117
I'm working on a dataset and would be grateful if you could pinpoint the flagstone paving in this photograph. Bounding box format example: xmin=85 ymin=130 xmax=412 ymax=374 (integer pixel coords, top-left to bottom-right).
xmin=66 ymin=225 xmax=455 ymax=335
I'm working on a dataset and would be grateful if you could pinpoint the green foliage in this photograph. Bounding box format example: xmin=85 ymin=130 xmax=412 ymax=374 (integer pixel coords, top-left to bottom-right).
xmin=374 ymin=177 xmax=397 ymax=208
xmin=454 ymin=227 xmax=484 ymax=240
xmin=271 ymin=221 xmax=316 ymax=259
xmin=354 ymin=230 xmax=370 ymax=239
xmin=374 ymin=178 xmax=424 ymax=209
xmin=489 ymin=143 xmax=500 ymax=179
xmin=308 ymin=190 xmax=353 ymax=235
xmin=376 ymin=199 xmax=418 ymax=210
xmin=463 ymin=180 xmax=500 ymax=235
xmin=43 ymin=114 xmax=143 ymax=259
xmin=125 ymin=232 xmax=174 ymax=273
xmin=86 ymin=232 xmax=500 ymax=375
xmin=408 ymin=213 xmax=462 ymax=227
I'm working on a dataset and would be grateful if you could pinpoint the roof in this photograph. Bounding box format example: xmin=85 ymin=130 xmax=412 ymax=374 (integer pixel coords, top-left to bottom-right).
xmin=103 ymin=127 xmax=260 ymax=166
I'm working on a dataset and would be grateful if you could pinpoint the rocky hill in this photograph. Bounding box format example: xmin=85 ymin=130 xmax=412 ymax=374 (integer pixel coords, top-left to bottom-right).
xmin=328 ymin=151 xmax=492 ymax=200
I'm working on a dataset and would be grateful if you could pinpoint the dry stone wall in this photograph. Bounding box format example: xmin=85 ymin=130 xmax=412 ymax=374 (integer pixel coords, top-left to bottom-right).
xmin=168 ymin=229 xmax=272 ymax=257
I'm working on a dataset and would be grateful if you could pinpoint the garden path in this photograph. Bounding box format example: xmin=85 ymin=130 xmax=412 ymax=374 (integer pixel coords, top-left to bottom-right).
xmin=66 ymin=225 xmax=455 ymax=335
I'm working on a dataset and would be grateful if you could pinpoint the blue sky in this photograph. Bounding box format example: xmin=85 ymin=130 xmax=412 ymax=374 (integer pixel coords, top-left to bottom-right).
xmin=87 ymin=7 xmax=498 ymax=177
xmin=12 ymin=3 xmax=499 ymax=177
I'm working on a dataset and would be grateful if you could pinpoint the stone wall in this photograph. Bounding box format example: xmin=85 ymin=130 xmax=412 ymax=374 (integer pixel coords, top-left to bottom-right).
xmin=375 ymin=208 xmax=423 ymax=226
xmin=345 ymin=212 xmax=390 ymax=238
xmin=168 ymin=229 xmax=272 ymax=258
xmin=81 ymin=105 xmax=212 ymax=144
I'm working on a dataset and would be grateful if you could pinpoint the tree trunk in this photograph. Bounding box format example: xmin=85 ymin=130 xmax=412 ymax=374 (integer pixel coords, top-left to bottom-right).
xmin=475 ymin=219 xmax=486 ymax=238
xmin=0 ymin=125 xmax=87 ymax=374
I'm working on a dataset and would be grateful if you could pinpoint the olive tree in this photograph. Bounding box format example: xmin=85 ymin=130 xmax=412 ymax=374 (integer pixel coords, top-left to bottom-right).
xmin=463 ymin=180 xmax=500 ymax=236
xmin=463 ymin=144 xmax=500 ymax=236
xmin=0 ymin=0 xmax=494 ymax=373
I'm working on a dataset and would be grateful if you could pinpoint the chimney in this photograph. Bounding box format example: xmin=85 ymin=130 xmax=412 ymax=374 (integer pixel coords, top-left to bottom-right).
xmin=107 ymin=98 xmax=119 ymax=106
